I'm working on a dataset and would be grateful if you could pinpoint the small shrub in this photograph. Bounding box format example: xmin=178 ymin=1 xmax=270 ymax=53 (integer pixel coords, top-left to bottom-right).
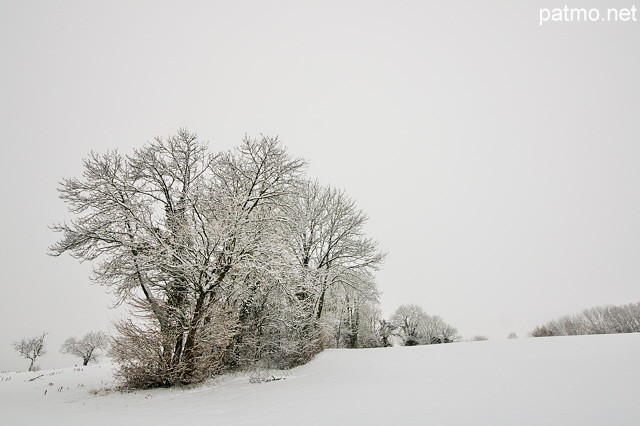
xmin=530 ymin=325 xmax=555 ymax=337
xmin=471 ymin=335 xmax=488 ymax=341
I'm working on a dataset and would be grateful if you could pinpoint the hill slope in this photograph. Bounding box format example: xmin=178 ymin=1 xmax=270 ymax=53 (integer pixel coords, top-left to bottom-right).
xmin=2 ymin=333 xmax=639 ymax=425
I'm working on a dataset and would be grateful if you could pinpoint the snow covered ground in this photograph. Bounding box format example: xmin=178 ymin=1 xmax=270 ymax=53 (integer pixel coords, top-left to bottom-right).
xmin=2 ymin=333 xmax=639 ymax=426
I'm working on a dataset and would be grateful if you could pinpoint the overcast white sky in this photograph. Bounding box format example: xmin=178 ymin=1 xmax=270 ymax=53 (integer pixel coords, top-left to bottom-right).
xmin=1 ymin=0 xmax=639 ymax=371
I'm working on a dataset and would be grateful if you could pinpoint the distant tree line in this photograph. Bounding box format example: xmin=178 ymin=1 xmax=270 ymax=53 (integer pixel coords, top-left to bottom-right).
xmin=50 ymin=130 xmax=385 ymax=388
xmin=530 ymin=301 xmax=640 ymax=337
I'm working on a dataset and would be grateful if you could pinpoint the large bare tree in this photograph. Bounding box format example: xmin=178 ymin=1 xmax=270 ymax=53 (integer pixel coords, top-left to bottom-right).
xmin=50 ymin=130 xmax=306 ymax=386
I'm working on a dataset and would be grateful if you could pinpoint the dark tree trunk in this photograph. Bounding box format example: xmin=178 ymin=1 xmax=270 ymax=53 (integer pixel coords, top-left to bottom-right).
xmin=316 ymin=288 xmax=326 ymax=320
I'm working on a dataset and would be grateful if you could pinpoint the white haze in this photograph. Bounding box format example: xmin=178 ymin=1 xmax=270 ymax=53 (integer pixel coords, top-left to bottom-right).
xmin=1 ymin=1 xmax=639 ymax=370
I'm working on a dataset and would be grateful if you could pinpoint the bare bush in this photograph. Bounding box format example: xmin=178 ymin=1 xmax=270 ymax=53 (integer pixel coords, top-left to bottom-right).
xmin=111 ymin=305 xmax=239 ymax=388
xmin=530 ymin=325 xmax=555 ymax=337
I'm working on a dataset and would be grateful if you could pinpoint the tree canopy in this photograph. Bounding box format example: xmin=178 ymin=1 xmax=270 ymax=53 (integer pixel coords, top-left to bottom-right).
xmin=51 ymin=130 xmax=385 ymax=387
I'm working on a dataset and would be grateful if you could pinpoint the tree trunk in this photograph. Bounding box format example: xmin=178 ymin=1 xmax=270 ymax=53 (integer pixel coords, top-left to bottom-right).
xmin=316 ymin=287 xmax=326 ymax=320
xmin=181 ymin=291 xmax=207 ymax=381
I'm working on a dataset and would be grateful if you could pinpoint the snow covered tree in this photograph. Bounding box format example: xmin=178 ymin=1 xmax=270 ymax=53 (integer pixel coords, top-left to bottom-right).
xmin=60 ymin=331 xmax=110 ymax=366
xmin=222 ymin=246 xmax=326 ymax=370
xmin=13 ymin=332 xmax=47 ymax=371
xmin=51 ymin=130 xmax=307 ymax=386
xmin=390 ymin=304 xmax=428 ymax=346
xmin=284 ymin=180 xmax=385 ymax=347
xmin=530 ymin=301 xmax=640 ymax=337
xmin=530 ymin=326 xmax=555 ymax=337
xmin=421 ymin=315 xmax=459 ymax=344
xmin=471 ymin=335 xmax=488 ymax=341
xmin=51 ymin=129 xmax=386 ymax=386
xmin=332 ymin=272 xmax=381 ymax=348
xmin=389 ymin=305 xmax=459 ymax=346
xmin=376 ymin=319 xmax=395 ymax=347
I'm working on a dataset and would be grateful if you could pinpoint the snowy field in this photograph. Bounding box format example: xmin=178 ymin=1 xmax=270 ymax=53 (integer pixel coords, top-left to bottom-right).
xmin=2 ymin=333 xmax=639 ymax=426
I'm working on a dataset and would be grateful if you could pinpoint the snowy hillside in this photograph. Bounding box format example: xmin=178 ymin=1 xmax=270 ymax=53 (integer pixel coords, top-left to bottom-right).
xmin=2 ymin=333 xmax=639 ymax=426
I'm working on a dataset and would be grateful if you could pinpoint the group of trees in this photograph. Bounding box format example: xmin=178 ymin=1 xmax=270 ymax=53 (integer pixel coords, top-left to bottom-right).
xmin=50 ymin=130 xmax=385 ymax=388
xmin=12 ymin=331 xmax=109 ymax=370
xmin=28 ymin=129 xmax=640 ymax=387
xmin=530 ymin=301 xmax=640 ymax=337
xmin=388 ymin=304 xmax=459 ymax=346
